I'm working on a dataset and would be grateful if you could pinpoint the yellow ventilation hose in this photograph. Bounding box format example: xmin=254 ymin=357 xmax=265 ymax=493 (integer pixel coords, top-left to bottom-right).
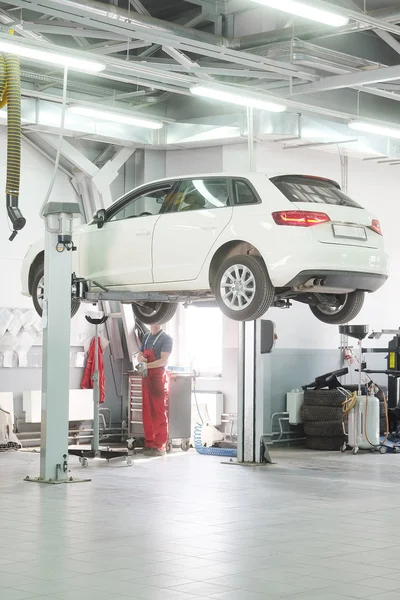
xmin=0 ymin=41 xmax=25 ymax=240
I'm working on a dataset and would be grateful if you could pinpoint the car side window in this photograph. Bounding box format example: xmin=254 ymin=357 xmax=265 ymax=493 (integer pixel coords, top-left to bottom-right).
xmin=166 ymin=178 xmax=230 ymax=213
xmin=234 ymin=180 xmax=259 ymax=205
xmin=109 ymin=186 xmax=173 ymax=222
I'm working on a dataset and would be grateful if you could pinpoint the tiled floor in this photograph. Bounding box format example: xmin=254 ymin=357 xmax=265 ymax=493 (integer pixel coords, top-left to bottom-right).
xmin=1 ymin=449 xmax=400 ymax=600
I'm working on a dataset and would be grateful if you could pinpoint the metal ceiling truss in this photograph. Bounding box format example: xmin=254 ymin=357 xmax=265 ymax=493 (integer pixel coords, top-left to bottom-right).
xmin=0 ymin=0 xmax=399 ymax=161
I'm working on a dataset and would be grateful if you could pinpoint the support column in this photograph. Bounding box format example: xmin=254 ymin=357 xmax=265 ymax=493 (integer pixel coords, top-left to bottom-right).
xmin=30 ymin=202 xmax=81 ymax=483
xmin=237 ymin=320 xmax=274 ymax=464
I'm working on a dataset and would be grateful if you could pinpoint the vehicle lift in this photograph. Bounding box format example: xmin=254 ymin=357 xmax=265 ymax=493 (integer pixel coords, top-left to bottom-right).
xmin=25 ymin=202 xmax=275 ymax=483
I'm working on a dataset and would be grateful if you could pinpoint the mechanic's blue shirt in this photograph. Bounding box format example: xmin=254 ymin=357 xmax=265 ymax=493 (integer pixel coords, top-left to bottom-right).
xmin=140 ymin=331 xmax=173 ymax=360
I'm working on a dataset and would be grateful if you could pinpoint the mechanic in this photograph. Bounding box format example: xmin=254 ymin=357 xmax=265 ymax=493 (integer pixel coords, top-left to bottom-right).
xmin=137 ymin=324 xmax=173 ymax=456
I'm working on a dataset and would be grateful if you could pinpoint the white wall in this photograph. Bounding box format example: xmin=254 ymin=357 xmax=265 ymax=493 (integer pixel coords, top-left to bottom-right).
xmin=0 ymin=129 xmax=78 ymax=308
xmin=166 ymin=146 xmax=223 ymax=177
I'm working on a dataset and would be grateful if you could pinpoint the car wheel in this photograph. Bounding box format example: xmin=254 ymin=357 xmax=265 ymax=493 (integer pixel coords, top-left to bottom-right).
xmin=32 ymin=262 xmax=80 ymax=318
xmin=132 ymin=302 xmax=177 ymax=325
xmin=214 ymin=255 xmax=274 ymax=322
xmin=310 ymin=291 xmax=365 ymax=325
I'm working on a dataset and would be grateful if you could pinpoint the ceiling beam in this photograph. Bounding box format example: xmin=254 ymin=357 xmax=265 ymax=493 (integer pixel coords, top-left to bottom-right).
xmin=2 ymin=0 xmax=315 ymax=80
xmin=374 ymin=29 xmax=400 ymax=56
xmin=87 ymin=40 xmax=151 ymax=53
xmin=23 ymin=23 xmax=130 ymax=39
xmin=290 ymin=64 xmax=400 ymax=96
xmin=129 ymin=0 xmax=150 ymax=16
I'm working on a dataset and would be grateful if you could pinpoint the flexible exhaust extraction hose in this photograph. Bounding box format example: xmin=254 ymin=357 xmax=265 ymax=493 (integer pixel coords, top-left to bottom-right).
xmin=0 ymin=48 xmax=25 ymax=241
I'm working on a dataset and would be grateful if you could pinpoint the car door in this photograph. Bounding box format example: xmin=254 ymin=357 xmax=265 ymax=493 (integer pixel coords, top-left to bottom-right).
xmin=78 ymin=183 xmax=176 ymax=287
xmin=152 ymin=177 xmax=233 ymax=283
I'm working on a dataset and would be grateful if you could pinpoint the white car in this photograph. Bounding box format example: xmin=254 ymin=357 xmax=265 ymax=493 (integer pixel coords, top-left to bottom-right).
xmin=22 ymin=172 xmax=388 ymax=325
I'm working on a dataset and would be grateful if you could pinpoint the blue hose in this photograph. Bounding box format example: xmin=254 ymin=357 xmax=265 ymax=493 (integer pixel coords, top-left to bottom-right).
xmin=193 ymin=383 xmax=237 ymax=458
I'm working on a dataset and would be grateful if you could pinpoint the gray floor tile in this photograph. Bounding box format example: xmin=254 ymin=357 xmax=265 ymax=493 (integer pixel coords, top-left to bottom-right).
xmin=323 ymin=582 xmax=386 ymax=598
xmin=0 ymin=590 xmax=39 ymax=600
xmin=2 ymin=450 xmax=400 ymax=600
xmin=360 ymin=577 xmax=400 ymax=592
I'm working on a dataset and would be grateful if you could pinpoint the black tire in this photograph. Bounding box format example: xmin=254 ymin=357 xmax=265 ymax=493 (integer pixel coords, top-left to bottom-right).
xmin=31 ymin=262 xmax=80 ymax=318
xmin=306 ymin=436 xmax=346 ymax=451
xmin=304 ymin=421 xmax=345 ymax=437
xmin=310 ymin=291 xmax=365 ymax=325
xmin=132 ymin=302 xmax=177 ymax=325
xmin=214 ymin=255 xmax=274 ymax=322
xmin=303 ymin=389 xmax=347 ymax=408
xmin=301 ymin=405 xmax=344 ymax=422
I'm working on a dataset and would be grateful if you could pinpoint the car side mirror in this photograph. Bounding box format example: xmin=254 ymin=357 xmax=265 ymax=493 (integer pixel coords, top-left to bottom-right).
xmin=93 ymin=208 xmax=106 ymax=229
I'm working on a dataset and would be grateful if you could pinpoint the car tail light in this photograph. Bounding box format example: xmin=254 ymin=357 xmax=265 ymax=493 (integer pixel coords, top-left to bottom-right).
xmin=272 ymin=210 xmax=331 ymax=227
xmin=370 ymin=219 xmax=382 ymax=235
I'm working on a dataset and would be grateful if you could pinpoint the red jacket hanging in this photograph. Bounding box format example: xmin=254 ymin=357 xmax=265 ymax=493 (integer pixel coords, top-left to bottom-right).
xmin=81 ymin=337 xmax=106 ymax=403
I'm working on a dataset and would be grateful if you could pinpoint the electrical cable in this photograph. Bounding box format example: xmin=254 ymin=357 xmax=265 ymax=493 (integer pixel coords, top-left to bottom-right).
xmin=40 ymin=65 xmax=69 ymax=218
xmin=192 ymin=375 xmax=237 ymax=458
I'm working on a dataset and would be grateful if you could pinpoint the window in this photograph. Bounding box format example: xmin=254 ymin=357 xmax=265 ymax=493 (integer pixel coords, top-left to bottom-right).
xmin=271 ymin=175 xmax=362 ymax=209
xmin=234 ymin=180 xmax=259 ymax=205
xmin=182 ymin=306 xmax=222 ymax=374
xmin=109 ymin=186 xmax=173 ymax=222
xmin=167 ymin=178 xmax=229 ymax=213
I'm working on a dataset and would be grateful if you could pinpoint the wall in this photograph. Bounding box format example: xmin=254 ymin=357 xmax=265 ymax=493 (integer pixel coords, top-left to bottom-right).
xmin=0 ymin=130 xmax=125 ymax=425
xmin=0 ymin=129 xmax=77 ymax=308
xmin=165 ymin=141 xmax=399 ymax=422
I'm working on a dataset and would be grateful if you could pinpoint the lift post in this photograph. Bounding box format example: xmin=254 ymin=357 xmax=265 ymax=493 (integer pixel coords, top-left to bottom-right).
xmin=237 ymin=320 xmax=274 ymax=464
xmin=26 ymin=202 xmax=84 ymax=484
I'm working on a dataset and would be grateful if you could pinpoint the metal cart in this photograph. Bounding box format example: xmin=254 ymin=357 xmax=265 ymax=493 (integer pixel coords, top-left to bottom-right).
xmin=127 ymin=371 xmax=192 ymax=452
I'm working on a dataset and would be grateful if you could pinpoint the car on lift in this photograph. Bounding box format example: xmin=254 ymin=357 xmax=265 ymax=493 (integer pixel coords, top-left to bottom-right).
xmin=21 ymin=172 xmax=389 ymax=325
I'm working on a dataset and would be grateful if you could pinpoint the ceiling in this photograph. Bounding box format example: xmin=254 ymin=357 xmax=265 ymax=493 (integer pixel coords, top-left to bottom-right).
xmin=1 ymin=0 xmax=400 ymax=160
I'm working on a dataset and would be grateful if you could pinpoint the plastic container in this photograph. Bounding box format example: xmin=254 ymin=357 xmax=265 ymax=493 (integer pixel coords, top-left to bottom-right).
xmin=287 ymin=389 xmax=304 ymax=425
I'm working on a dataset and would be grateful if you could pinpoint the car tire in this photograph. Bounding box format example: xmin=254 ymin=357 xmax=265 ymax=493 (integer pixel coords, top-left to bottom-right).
xmin=310 ymin=291 xmax=365 ymax=325
xmin=214 ymin=255 xmax=274 ymax=322
xmin=301 ymin=405 xmax=344 ymax=422
xmin=32 ymin=262 xmax=80 ymax=318
xmin=303 ymin=389 xmax=347 ymax=408
xmin=132 ymin=302 xmax=177 ymax=325
xmin=306 ymin=435 xmax=346 ymax=451
xmin=304 ymin=421 xmax=344 ymax=437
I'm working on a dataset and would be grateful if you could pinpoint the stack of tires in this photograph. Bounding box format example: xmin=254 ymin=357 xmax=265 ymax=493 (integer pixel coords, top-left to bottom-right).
xmin=301 ymin=386 xmax=388 ymax=451
xmin=301 ymin=390 xmax=347 ymax=451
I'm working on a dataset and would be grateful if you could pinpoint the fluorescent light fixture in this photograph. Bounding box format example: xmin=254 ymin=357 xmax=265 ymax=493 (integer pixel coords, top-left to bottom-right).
xmin=190 ymin=85 xmax=286 ymax=113
xmin=0 ymin=40 xmax=105 ymax=73
xmin=250 ymin=0 xmax=349 ymax=27
xmin=349 ymin=120 xmax=400 ymax=140
xmin=68 ymin=105 xmax=164 ymax=129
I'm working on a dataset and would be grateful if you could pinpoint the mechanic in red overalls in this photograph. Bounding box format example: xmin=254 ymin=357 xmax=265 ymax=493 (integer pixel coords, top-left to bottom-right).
xmin=137 ymin=324 xmax=173 ymax=456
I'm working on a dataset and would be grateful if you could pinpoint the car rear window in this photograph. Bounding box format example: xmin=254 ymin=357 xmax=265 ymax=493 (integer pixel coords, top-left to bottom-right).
xmin=270 ymin=175 xmax=362 ymax=209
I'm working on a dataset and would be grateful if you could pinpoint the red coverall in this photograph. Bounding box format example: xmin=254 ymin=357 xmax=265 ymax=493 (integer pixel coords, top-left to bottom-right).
xmin=142 ymin=340 xmax=169 ymax=450
xmin=81 ymin=337 xmax=106 ymax=403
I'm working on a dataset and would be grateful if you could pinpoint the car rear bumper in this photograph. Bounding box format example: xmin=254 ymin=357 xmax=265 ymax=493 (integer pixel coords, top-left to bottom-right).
xmin=266 ymin=241 xmax=389 ymax=291
xmin=284 ymin=270 xmax=388 ymax=293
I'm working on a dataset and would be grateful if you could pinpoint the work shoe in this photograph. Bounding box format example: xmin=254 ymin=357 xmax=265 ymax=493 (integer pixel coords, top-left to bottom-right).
xmin=149 ymin=448 xmax=166 ymax=457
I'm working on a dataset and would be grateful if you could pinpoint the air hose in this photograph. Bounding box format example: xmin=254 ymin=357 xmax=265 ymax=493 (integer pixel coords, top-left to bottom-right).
xmin=0 ymin=42 xmax=25 ymax=241
xmin=193 ymin=378 xmax=237 ymax=458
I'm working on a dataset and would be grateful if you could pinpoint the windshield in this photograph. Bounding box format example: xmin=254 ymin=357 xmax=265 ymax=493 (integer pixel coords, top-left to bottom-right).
xmin=271 ymin=175 xmax=362 ymax=209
